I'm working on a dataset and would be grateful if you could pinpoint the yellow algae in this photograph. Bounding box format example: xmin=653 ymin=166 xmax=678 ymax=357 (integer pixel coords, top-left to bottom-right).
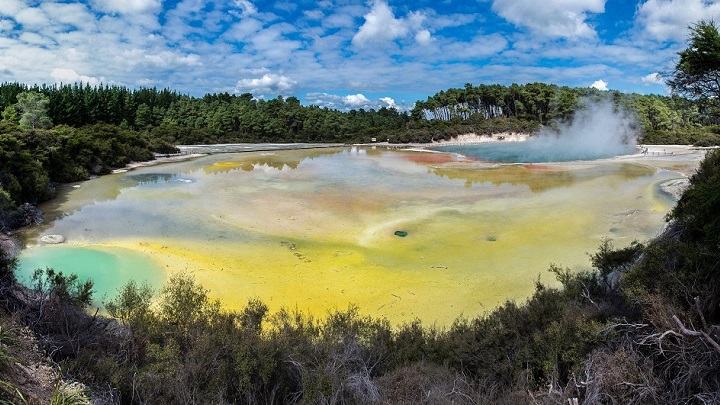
xmin=17 ymin=147 xmax=691 ymax=326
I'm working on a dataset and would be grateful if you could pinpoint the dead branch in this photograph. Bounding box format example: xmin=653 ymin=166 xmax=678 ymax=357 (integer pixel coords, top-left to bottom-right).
xmin=694 ymin=296 xmax=709 ymax=330
xmin=673 ymin=315 xmax=720 ymax=355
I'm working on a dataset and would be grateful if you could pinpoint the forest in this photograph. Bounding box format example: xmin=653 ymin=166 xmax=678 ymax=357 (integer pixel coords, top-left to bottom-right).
xmin=0 ymin=19 xmax=719 ymax=404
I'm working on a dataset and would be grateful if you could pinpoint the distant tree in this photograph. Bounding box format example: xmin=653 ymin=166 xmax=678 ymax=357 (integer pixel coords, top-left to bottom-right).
xmin=1 ymin=105 xmax=19 ymax=124
xmin=668 ymin=20 xmax=720 ymax=101
xmin=16 ymin=91 xmax=53 ymax=129
xmin=135 ymin=103 xmax=153 ymax=130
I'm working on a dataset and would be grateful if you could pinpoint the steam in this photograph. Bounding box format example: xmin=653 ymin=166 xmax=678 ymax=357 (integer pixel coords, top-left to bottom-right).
xmin=524 ymin=99 xmax=638 ymax=162
xmin=443 ymin=99 xmax=638 ymax=163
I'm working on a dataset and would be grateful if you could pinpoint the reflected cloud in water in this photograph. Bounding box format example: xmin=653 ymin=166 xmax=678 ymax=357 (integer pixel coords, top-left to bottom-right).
xmin=431 ymin=163 xmax=655 ymax=193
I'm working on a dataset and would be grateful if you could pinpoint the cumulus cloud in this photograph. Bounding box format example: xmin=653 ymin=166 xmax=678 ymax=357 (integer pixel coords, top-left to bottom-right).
xmin=352 ymin=1 xmax=430 ymax=47
xmin=345 ymin=94 xmax=371 ymax=107
xmin=51 ymin=68 xmax=103 ymax=86
xmin=353 ymin=1 xmax=408 ymax=46
xmin=379 ymin=97 xmax=397 ymax=108
xmin=14 ymin=7 xmax=49 ymax=27
xmin=590 ymin=79 xmax=608 ymax=90
xmin=235 ymin=73 xmax=297 ymax=96
xmin=91 ymin=0 xmax=162 ymax=14
xmin=415 ymin=30 xmax=432 ymax=45
xmin=635 ymin=0 xmax=720 ymax=42
xmin=0 ymin=0 xmax=25 ymax=18
xmin=492 ymin=0 xmax=605 ymax=38
xmin=641 ymin=72 xmax=664 ymax=85
xmin=307 ymin=92 xmax=407 ymax=111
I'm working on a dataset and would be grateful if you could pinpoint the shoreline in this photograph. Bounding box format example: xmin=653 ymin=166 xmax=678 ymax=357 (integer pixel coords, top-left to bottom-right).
xmin=3 ymin=138 xmax=711 ymax=261
xmin=112 ymin=143 xmax=346 ymax=174
xmin=355 ymin=132 xmax=530 ymax=150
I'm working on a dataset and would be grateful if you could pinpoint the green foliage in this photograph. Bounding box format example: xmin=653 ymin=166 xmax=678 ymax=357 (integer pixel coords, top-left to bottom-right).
xmin=669 ymin=20 xmax=720 ymax=102
xmin=158 ymin=272 xmax=220 ymax=336
xmin=0 ymin=132 xmax=53 ymax=204
xmin=589 ymin=238 xmax=643 ymax=287
xmin=624 ymin=149 xmax=720 ymax=322
xmin=103 ymin=280 xmax=154 ymax=328
xmin=49 ymin=382 xmax=90 ymax=405
xmin=0 ymin=246 xmax=17 ymax=283
xmin=0 ymin=106 xmax=18 ymax=126
xmin=32 ymin=268 xmax=93 ymax=307
xmin=0 ymin=381 xmax=26 ymax=405
xmin=0 ymin=323 xmax=16 ymax=372
xmin=669 ymin=148 xmax=720 ymax=246
xmin=0 ymin=188 xmax=12 ymax=211
xmin=16 ymin=92 xmax=52 ymax=130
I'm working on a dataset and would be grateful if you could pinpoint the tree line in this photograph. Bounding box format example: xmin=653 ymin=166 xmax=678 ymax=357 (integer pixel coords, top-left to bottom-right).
xmin=0 ymin=83 xmax=410 ymax=144
xmin=407 ymin=82 xmax=720 ymax=144
xmin=2 ymin=75 xmax=720 ymax=148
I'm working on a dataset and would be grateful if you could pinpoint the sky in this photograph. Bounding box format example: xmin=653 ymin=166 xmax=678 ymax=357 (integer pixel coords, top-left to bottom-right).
xmin=0 ymin=0 xmax=719 ymax=111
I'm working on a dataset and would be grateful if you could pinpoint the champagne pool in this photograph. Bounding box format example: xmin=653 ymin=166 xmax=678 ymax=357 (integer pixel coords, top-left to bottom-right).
xmin=16 ymin=146 xmax=689 ymax=325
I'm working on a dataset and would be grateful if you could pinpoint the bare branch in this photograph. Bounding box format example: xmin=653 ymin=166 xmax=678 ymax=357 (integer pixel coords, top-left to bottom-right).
xmin=672 ymin=315 xmax=720 ymax=355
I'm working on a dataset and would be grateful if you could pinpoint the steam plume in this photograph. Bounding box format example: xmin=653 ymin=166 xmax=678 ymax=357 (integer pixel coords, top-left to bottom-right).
xmin=444 ymin=99 xmax=638 ymax=163
xmin=524 ymin=98 xmax=638 ymax=162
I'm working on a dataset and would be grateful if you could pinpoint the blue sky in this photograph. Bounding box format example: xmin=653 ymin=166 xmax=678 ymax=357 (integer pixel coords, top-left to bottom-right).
xmin=0 ymin=0 xmax=718 ymax=111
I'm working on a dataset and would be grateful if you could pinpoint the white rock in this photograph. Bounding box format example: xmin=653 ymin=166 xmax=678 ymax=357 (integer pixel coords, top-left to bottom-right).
xmin=40 ymin=234 xmax=65 ymax=244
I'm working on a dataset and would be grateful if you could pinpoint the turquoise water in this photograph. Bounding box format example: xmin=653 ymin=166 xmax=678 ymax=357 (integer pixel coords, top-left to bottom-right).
xmin=16 ymin=246 xmax=165 ymax=304
xmin=437 ymin=141 xmax=637 ymax=163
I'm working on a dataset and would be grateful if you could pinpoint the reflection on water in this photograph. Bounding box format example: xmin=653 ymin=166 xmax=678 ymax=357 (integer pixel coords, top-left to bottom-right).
xmin=204 ymin=148 xmax=344 ymax=174
xmin=122 ymin=173 xmax=197 ymax=186
xmin=432 ymin=163 xmax=655 ymax=193
xmin=17 ymin=147 xmax=680 ymax=325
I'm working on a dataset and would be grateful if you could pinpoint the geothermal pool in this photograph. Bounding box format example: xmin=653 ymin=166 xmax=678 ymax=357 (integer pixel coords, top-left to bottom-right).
xmin=17 ymin=146 xmax=681 ymax=325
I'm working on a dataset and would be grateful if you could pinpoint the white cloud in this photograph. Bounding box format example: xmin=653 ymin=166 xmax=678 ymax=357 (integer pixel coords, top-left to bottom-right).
xmin=235 ymin=0 xmax=258 ymax=16
xmin=235 ymin=73 xmax=297 ymax=95
xmin=352 ymin=1 xmax=410 ymax=46
xmin=442 ymin=34 xmax=508 ymax=60
xmin=0 ymin=0 xmax=25 ymax=17
xmin=120 ymin=49 xmax=202 ymax=69
xmin=427 ymin=13 xmax=478 ymax=30
xmin=345 ymin=94 xmax=371 ymax=107
xmin=274 ymin=2 xmax=297 ymax=13
xmin=324 ymin=13 xmax=355 ymax=29
xmin=307 ymin=92 xmax=409 ymax=111
xmin=641 ymin=72 xmax=664 ymax=84
xmin=492 ymin=0 xmax=605 ymax=38
xmin=19 ymin=32 xmax=53 ymax=46
xmin=41 ymin=3 xmax=96 ymax=30
xmin=635 ymin=0 xmax=720 ymax=42
xmin=50 ymin=68 xmax=102 ymax=86
xmin=379 ymin=97 xmax=397 ymax=108
xmin=14 ymin=7 xmax=49 ymax=27
xmin=590 ymin=79 xmax=608 ymax=90
xmin=91 ymin=0 xmax=162 ymax=15
xmin=0 ymin=20 xmax=14 ymax=31
xmin=415 ymin=29 xmax=432 ymax=45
